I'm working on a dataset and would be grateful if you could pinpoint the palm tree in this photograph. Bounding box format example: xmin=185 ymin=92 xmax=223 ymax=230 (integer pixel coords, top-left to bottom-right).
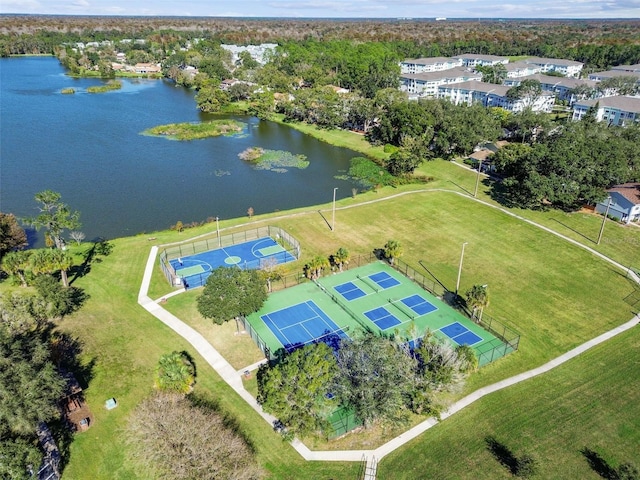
xmin=48 ymin=249 xmax=73 ymax=287
xmin=30 ymin=248 xmax=73 ymax=287
xmin=333 ymin=247 xmax=350 ymax=272
xmin=305 ymin=255 xmax=329 ymax=279
xmin=384 ymin=239 xmax=403 ymax=266
xmin=155 ymin=351 xmax=196 ymax=394
xmin=1 ymin=250 xmax=32 ymax=287
xmin=465 ymin=284 xmax=489 ymax=322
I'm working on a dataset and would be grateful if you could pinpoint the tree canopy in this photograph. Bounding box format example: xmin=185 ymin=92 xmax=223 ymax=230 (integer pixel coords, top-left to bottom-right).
xmin=0 ymin=213 xmax=27 ymax=260
xmin=196 ymin=267 xmax=267 ymax=324
xmin=24 ymin=190 xmax=81 ymax=250
xmin=0 ymin=330 xmax=65 ymax=436
xmin=332 ymin=333 xmax=416 ymax=427
xmin=493 ymin=120 xmax=640 ymax=210
xmin=257 ymin=342 xmax=338 ymax=436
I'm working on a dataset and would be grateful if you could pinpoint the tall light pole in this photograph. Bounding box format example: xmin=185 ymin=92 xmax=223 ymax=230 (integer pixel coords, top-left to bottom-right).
xmin=456 ymin=242 xmax=468 ymax=295
xmin=474 ymin=158 xmax=483 ymax=198
xmin=216 ymin=216 xmax=221 ymax=247
xmin=331 ymin=187 xmax=338 ymax=231
xmin=597 ymin=196 xmax=612 ymax=245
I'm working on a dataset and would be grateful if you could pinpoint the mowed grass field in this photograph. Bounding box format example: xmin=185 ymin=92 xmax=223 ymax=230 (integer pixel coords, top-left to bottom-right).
xmin=10 ymin=158 xmax=638 ymax=479
xmin=377 ymin=327 xmax=640 ymax=479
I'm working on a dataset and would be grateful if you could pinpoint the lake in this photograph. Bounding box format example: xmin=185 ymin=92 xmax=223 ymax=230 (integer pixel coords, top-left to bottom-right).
xmin=0 ymin=57 xmax=360 ymax=246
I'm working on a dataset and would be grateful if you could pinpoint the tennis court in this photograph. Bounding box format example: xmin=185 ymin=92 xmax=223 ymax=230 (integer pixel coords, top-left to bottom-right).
xmin=245 ymin=262 xmax=512 ymax=365
xmin=260 ymin=300 xmax=349 ymax=352
xmin=439 ymin=322 xmax=483 ymax=346
xmin=170 ymin=236 xmax=296 ymax=288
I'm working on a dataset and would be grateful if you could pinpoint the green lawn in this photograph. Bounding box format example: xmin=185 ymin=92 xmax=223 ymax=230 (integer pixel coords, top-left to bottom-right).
xmin=378 ymin=327 xmax=640 ymax=479
xmin=52 ymin=235 xmax=359 ymax=480
xmin=5 ymin=140 xmax=639 ymax=478
xmin=162 ymin=290 xmax=265 ymax=370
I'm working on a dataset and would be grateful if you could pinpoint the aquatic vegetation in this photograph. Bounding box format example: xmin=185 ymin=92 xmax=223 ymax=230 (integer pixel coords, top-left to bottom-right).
xmin=143 ymin=120 xmax=245 ymax=140
xmin=238 ymin=147 xmax=309 ymax=172
xmin=87 ymin=81 xmax=122 ymax=93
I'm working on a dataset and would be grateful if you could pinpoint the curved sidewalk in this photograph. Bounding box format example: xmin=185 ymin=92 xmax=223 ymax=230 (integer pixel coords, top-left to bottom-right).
xmin=138 ymin=243 xmax=640 ymax=466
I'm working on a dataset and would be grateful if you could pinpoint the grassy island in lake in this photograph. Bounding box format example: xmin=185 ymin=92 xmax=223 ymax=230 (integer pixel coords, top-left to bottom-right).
xmin=87 ymin=81 xmax=122 ymax=93
xmin=143 ymin=119 xmax=245 ymax=140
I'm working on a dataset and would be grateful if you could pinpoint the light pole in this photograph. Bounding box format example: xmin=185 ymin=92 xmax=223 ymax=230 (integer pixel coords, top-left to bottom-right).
xmin=597 ymin=196 xmax=612 ymax=245
xmin=474 ymin=158 xmax=483 ymax=198
xmin=216 ymin=216 xmax=221 ymax=247
xmin=332 ymin=187 xmax=338 ymax=231
xmin=456 ymin=242 xmax=468 ymax=295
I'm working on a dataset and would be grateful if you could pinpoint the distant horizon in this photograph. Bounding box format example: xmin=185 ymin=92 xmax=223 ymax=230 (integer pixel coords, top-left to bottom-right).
xmin=2 ymin=13 xmax=640 ymax=20
xmin=1 ymin=13 xmax=640 ymax=20
xmin=1 ymin=0 xmax=638 ymax=20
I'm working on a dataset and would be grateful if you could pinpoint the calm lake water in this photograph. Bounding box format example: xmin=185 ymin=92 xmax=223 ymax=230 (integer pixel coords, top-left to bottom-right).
xmin=0 ymin=57 xmax=360 ymax=246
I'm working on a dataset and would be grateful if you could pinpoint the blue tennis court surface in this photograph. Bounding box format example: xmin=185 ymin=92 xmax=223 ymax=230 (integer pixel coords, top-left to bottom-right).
xmin=261 ymin=301 xmax=349 ymax=352
xmin=440 ymin=322 xmax=483 ymax=346
xmin=170 ymin=237 xmax=296 ymax=288
xmin=369 ymin=271 xmax=401 ymax=290
xmin=364 ymin=306 xmax=402 ymax=330
xmin=334 ymin=282 xmax=366 ymax=301
xmin=401 ymin=294 xmax=438 ymax=316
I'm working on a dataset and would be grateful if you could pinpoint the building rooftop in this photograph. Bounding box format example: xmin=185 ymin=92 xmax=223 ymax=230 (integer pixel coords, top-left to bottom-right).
xmin=524 ymin=57 xmax=583 ymax=67
xmin=505 ymin=61 xmax=537 ymax=72
xmin=401 ymin=67 xmax=480 ymax=82
xmin=612 ymin=64 xmax=640 ymax=72
xmin=402 ymin=57 xmax=457 ymax=65
xmin=589 ymin=70 xmax=640 ymax=81
xmin=452 ymin=53 xmax=509 ymax=62
xmin=516 ymin=74 xmax=596 ymax=89
xmin=574 ymin=95 xmax=640 ymax=113
xmin=441 ymin=80 xmax=511 ymax=96
xmin=608 ymin=183 xmax=640 ymax=205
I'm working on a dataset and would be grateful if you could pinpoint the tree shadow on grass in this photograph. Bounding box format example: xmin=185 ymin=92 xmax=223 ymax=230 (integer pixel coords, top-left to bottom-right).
xmin=581 ymin=447 xmax=618 ymax=479
xmin=485 ymin=435 xmax=519 ymax=475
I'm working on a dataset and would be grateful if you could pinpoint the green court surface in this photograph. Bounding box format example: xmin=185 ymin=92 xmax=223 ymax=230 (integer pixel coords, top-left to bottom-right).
xmin=245 ymin=262 xmax=513 ymax=365
xmin=327 ymin=405 xmax=362 ymax=439
xmin=258 ymin=244 xmax=286 ymax=256
xmin=175 ymin=265 xmax=205 ymax=277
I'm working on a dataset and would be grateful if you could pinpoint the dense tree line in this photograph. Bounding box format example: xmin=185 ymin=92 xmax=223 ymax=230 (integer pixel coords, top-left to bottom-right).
xmin=0 ymin=280 xmax=89 ymax=479
xmin=492 ymin=118 xmax=640 ymax=210
xmin=258 ymin=333 xmax=477 ymax=437
xmin=2 ymin=16 xmax=640 ymax=71
xmin=0 ymin=192 xmax=95 ymax=478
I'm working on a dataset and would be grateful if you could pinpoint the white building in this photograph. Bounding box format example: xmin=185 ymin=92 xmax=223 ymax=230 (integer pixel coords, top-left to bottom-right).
xmin=451 ymin=54 xmax=509 ymax=67
xmin=399 ymin=57 xmax=462 ymax=74
xmin=571 ymin=96 xmax=640 ymax=126
xmin=505 ymin=61 xmax=541 ymax=79
xmin=438 ymin=81 xmax=554 ymax=113
xmin=504 ymin=74 xmax=597 ymax=105
xmin=595 ymin=183 xmax=640 ymax=224
xmin=522 ymin=57 xmax=583 ymax=78
xmin=588 ymin=69 xmax=640 ymax=83
xmin=220 ymin=43 xmax=278 ymax=66
xmin=400 ymin=68 xmax=482 ymax=98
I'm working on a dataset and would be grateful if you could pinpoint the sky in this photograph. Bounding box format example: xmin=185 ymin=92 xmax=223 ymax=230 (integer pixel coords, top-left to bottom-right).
xmin=1 ymin=0 xmax=639 ymax=19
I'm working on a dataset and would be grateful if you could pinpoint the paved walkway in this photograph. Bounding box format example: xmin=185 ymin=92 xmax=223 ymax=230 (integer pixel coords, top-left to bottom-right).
xmin=137 ymin=190 xmax=640 ymax=475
